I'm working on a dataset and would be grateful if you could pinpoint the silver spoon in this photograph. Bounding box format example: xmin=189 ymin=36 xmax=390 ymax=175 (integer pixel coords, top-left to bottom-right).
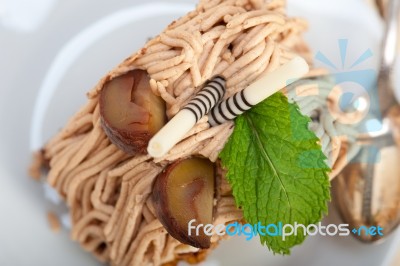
xmin=332 ymin=0 xmax=400 ymax=243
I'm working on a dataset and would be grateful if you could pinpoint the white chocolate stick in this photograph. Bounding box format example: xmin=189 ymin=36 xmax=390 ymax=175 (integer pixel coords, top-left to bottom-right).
xmin=208 ymin=56 xmax=310 ymax=126
xmin=148 ymin=76 xmax=226 ymax=158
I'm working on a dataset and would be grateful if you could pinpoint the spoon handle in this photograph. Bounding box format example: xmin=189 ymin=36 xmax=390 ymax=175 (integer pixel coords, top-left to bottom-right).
xmin=378 ymin=0 xmax=400 ymax=115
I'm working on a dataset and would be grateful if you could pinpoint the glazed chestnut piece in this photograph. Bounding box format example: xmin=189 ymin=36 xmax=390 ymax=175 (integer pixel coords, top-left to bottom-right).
xmin=100 ymin=69 xmax=166 ymax=154
xmin=152 ymin=157 xmax=215 ymax=249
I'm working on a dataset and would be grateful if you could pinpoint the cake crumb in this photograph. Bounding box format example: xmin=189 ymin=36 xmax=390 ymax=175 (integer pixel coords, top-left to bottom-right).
xmin=29 ymin=150 xmax=44 ymax=181
xmin=47 ymin=212 xmax=61 ymax=233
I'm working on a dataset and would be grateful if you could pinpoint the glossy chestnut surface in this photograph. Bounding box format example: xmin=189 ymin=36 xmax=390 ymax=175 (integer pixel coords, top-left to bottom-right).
xmin=100 ymin=69 xmax=166 ymax=154
xmin=152 ymin=157 xmax=215 ymax=249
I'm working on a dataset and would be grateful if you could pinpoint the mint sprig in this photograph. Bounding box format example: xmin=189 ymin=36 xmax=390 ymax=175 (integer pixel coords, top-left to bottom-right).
xmin=219 ymin=92 xmax=330 ymax=254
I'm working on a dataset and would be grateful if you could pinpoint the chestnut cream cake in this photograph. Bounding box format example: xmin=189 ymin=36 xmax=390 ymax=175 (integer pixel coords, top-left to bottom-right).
xmin=31 ymin=0 xmax=359 ymax=265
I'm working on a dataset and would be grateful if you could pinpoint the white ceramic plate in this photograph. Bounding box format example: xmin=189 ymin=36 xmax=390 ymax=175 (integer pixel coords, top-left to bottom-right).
xmin=0 ymin=0 xmax=399 ymax=265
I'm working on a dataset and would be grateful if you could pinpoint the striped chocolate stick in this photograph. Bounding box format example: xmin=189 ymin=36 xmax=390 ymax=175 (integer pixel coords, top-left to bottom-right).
xmin=208 ymin=56 xmax=309 ymax=126
xmin=182 ymin=75 xmax=225 ymax=122
xmin=148 ymin=76 xmax=226 ymax=158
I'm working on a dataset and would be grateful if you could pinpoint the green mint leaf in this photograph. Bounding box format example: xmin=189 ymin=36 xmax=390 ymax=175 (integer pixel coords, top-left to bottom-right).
xmin=219 ymin=92 xmax=330 ymax=254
